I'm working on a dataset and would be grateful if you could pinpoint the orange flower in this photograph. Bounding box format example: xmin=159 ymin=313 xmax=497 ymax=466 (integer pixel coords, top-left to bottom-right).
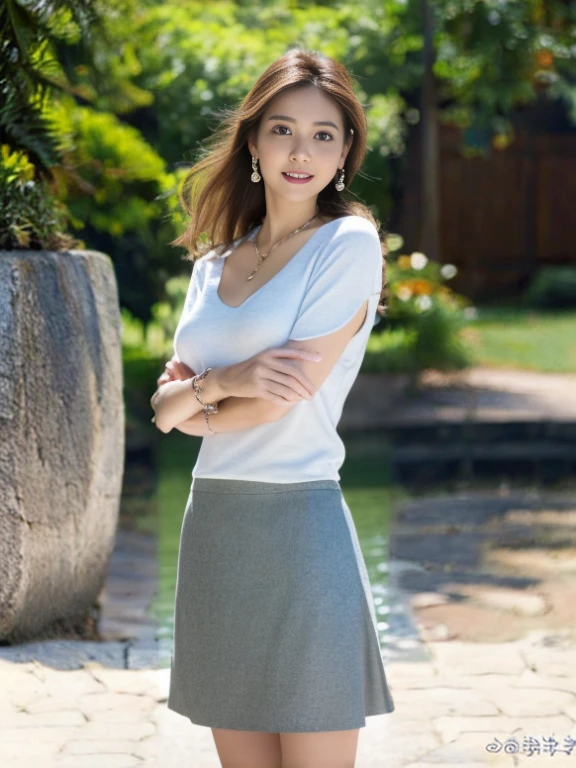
xmin=404 ymin=278 xmax=434 ymax=295
xmin=536 ymin=50 xmax=554 ymax=69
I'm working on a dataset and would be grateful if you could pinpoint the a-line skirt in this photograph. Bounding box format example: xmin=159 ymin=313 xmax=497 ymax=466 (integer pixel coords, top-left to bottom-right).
xmin=167 ymin=477 xmax=395 ymax=733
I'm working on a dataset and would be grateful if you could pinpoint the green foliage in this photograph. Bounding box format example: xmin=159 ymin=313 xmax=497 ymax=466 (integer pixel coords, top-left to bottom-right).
xmin=364 ymin=326 xmax=419 ymax=373
xmin=0 ymin=0 xmax=103 ymax=174
xmin=46 ymin=97 xmax=171 ymax=234
xmin=4 ymin=0 xmax=576 ymax=330
xmin=0 ymin=0 xmax=108 ymax=249
xmin=522 ymin=267 xmax=576 ymax=310
xmin=434 ymin=0 xmax=576 ymax=152
xmin=31 ymin=91 xmax=192 ymax=321
xmin=0 ymin=144 xmax=81 ymax=250
xmin=122 ymin=275 xmax=190 ymax=359
xmin=121 ymin=276 xmax=189 ymax=431
xmin=366 ymin=238 xmax=474 ymax=372
xmin=367 ymin=302 xmax=472 ymax=373
xmin=131 ymin=1 xmax=410 ymax=168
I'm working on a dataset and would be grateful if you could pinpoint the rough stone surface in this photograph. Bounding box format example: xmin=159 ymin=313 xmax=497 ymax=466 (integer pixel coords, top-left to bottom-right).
xmin=0 ymin=250 xmax=124 ymax=642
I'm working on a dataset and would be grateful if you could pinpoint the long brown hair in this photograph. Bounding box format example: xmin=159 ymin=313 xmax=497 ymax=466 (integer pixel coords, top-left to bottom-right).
xmin=170 ymin=48 xmax=388 ymax=315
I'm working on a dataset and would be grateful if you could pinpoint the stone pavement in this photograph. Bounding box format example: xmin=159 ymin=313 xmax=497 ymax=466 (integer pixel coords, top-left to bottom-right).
xmin=2 ymin=629 xmax=576 ymax=767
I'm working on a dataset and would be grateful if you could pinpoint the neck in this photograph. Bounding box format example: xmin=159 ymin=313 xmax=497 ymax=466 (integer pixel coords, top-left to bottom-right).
xmin=257 ymin=204 xmax=320 ymax=248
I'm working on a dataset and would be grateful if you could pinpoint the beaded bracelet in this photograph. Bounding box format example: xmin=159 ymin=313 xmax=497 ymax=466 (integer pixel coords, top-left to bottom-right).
xmin=191 ymin=367 xmax=219 ymax=434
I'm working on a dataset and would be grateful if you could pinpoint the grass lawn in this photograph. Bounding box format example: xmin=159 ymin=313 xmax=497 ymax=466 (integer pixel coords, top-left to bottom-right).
xmin=461 ymin=306 xmax=576 ymax=373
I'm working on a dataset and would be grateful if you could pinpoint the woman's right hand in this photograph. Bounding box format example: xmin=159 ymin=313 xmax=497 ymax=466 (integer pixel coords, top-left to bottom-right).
xmin=156 ymin=355 xmax=196 ymax=387
xmin=219 ymin=347 xmax=322 ymax=404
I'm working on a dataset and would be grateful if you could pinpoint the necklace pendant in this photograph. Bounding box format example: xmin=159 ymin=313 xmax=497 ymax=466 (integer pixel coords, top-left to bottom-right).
xmin=247 ymin=259 xmax=262 ymax=280
xmin=248 ymin=208 xmax=319 ymax=282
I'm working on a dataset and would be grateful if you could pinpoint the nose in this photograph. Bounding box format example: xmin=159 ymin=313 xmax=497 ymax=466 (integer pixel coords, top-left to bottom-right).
xmin=289 ymin=139 xmax=313 ymax=164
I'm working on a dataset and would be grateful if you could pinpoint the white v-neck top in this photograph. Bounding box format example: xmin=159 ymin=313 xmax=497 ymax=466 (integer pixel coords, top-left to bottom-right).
xmin=173 ymin=214 xmax=383 ymax=482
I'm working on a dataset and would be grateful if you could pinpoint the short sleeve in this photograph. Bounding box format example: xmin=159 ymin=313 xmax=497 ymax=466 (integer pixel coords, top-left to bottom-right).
xmin=288 ymin=223 xmax=383 ymax=341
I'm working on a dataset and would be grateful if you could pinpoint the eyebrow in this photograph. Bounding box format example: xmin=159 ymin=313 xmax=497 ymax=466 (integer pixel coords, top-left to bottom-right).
xmin=267 ymin=114 xmax=340 ymax=131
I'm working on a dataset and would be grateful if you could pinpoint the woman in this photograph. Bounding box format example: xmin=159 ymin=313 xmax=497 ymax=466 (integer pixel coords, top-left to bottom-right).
xmin=151 ymin=48 xmax=395 ymax=768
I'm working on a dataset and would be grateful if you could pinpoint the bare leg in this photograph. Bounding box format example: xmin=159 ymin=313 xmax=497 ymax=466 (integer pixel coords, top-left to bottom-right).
xmin=280 ymin=728 xmax=360 ymax=768
xmin=211 ymin=728 xmax=282 ymax=768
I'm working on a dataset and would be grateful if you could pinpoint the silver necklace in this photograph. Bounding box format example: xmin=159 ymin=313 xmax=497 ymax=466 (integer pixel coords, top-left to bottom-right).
xmin=247 ymin=208 xmax=320 ymax=281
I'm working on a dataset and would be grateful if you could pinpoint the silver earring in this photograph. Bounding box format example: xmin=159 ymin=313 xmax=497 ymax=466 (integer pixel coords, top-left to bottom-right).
xmin=335 ymin=167 xmax=345 ymax=192
xmin=251 ymin=156 xmax=261 ymax=182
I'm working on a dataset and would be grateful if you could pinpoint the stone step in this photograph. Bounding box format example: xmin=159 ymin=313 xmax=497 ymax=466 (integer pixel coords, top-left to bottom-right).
xmin=391 ymin=440 xmax=576 ymax=464
xmin=384 ymin=420 xmax=576 ymax=443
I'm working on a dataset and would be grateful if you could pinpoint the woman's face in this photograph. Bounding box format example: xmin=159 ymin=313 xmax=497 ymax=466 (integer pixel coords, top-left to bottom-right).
xmin=248 ymin=86 xmax=351 ymax=204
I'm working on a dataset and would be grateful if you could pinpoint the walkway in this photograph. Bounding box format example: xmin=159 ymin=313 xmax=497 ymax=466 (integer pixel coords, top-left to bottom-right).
xmin=3 ymin=627 xmax=575 ymax=767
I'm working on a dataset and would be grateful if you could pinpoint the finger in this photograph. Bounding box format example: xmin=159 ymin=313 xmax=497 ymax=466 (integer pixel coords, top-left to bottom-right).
xmin=264 ymin=371 xmax=314 ymax=400
xmin=269 ymin=347 xmax=322 ymax=361
xmin=174 ymin=361 xmax=194 ymax=379
xmin=157 ymin=370 xmax=173 ymax=386
xmin=261 ymin=379 xmax=309 ymax=403
xmin=258 ymin=389 xmax=301 ymax=405
xmin=262 ymin=361 xmax=317 ymax=398
xmin=166 ymin=363 xmax=184 ymax=381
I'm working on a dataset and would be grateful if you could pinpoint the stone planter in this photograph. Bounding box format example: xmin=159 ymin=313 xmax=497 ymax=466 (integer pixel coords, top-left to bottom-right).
xmin=0 ymin=250 xmax=124 ymax=642
xmin=339 ymin=371 xmax=416 ymax=431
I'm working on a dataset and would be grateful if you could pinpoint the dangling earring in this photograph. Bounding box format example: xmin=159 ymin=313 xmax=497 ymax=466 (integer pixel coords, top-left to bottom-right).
xmin=251 ymin=156 xmax=261 ymax=183
xmin=335 ymin=167 xmax=345 ymax=191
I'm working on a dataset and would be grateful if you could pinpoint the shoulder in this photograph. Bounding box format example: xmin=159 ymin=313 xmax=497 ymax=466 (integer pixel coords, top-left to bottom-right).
xmin=331 ymin=215 xmax=381 ymax=244
xmin=188 ymin=250 xmax=216 ymax=295
xmin=195 ymin=246 xmax=221 ymax=264
xmin=320 ymin=215 xmax=383 ymax=268
xmin=192 ymin=244 xmax=224 ymax=276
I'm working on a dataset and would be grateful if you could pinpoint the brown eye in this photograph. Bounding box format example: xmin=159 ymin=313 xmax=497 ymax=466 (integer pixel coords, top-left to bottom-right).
xmin=272 ymin=126 xmax=333 ymax=141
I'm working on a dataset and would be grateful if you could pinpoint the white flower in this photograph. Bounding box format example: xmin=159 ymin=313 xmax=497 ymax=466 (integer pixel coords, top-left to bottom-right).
xmin=440 ymin=263 xmax=458 ymax=280
xmin=397 ymin=286 xmax=412 ymax=301
xmin=463 ymin=306 xmax=478 ymax=320
xmin=410 ymin=251 xmax=428 ymax=270
xmin=415 ymin=295 xmax=432 ymax=311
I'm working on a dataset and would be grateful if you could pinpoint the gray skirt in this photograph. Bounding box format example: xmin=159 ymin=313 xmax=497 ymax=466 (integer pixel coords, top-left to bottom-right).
xmin=167 ymin=477 xmax=395 ymax=733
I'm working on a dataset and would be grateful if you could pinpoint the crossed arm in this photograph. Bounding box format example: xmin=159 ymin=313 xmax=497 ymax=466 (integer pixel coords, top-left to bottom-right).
xmin=152 ymin=299 xmax=369 ymax=436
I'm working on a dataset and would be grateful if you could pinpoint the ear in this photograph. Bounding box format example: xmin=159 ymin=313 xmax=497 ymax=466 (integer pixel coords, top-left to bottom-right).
xmin=247 ymin=129 xmax=257 ymax=158
xmin=339 ymin=130 xmax=353 ymax=167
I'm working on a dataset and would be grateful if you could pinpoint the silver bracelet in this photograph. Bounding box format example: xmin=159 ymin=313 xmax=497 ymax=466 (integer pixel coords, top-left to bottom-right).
xmin=191 ymin=367 xmax=219 ymax=433
xmin=204 ymin=410 xmax=215 ymax=434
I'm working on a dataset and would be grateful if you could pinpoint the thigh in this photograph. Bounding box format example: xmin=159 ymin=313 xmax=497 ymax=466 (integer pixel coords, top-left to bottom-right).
xmin=211 ymin=728 xmax=282 ymax=768
xmin=280 ymin=729 xmax=360 ymax=768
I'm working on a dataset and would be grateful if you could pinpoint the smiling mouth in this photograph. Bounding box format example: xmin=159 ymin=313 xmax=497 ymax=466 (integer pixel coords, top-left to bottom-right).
xmin=282 ymin=172 xmax=314 ymax=181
